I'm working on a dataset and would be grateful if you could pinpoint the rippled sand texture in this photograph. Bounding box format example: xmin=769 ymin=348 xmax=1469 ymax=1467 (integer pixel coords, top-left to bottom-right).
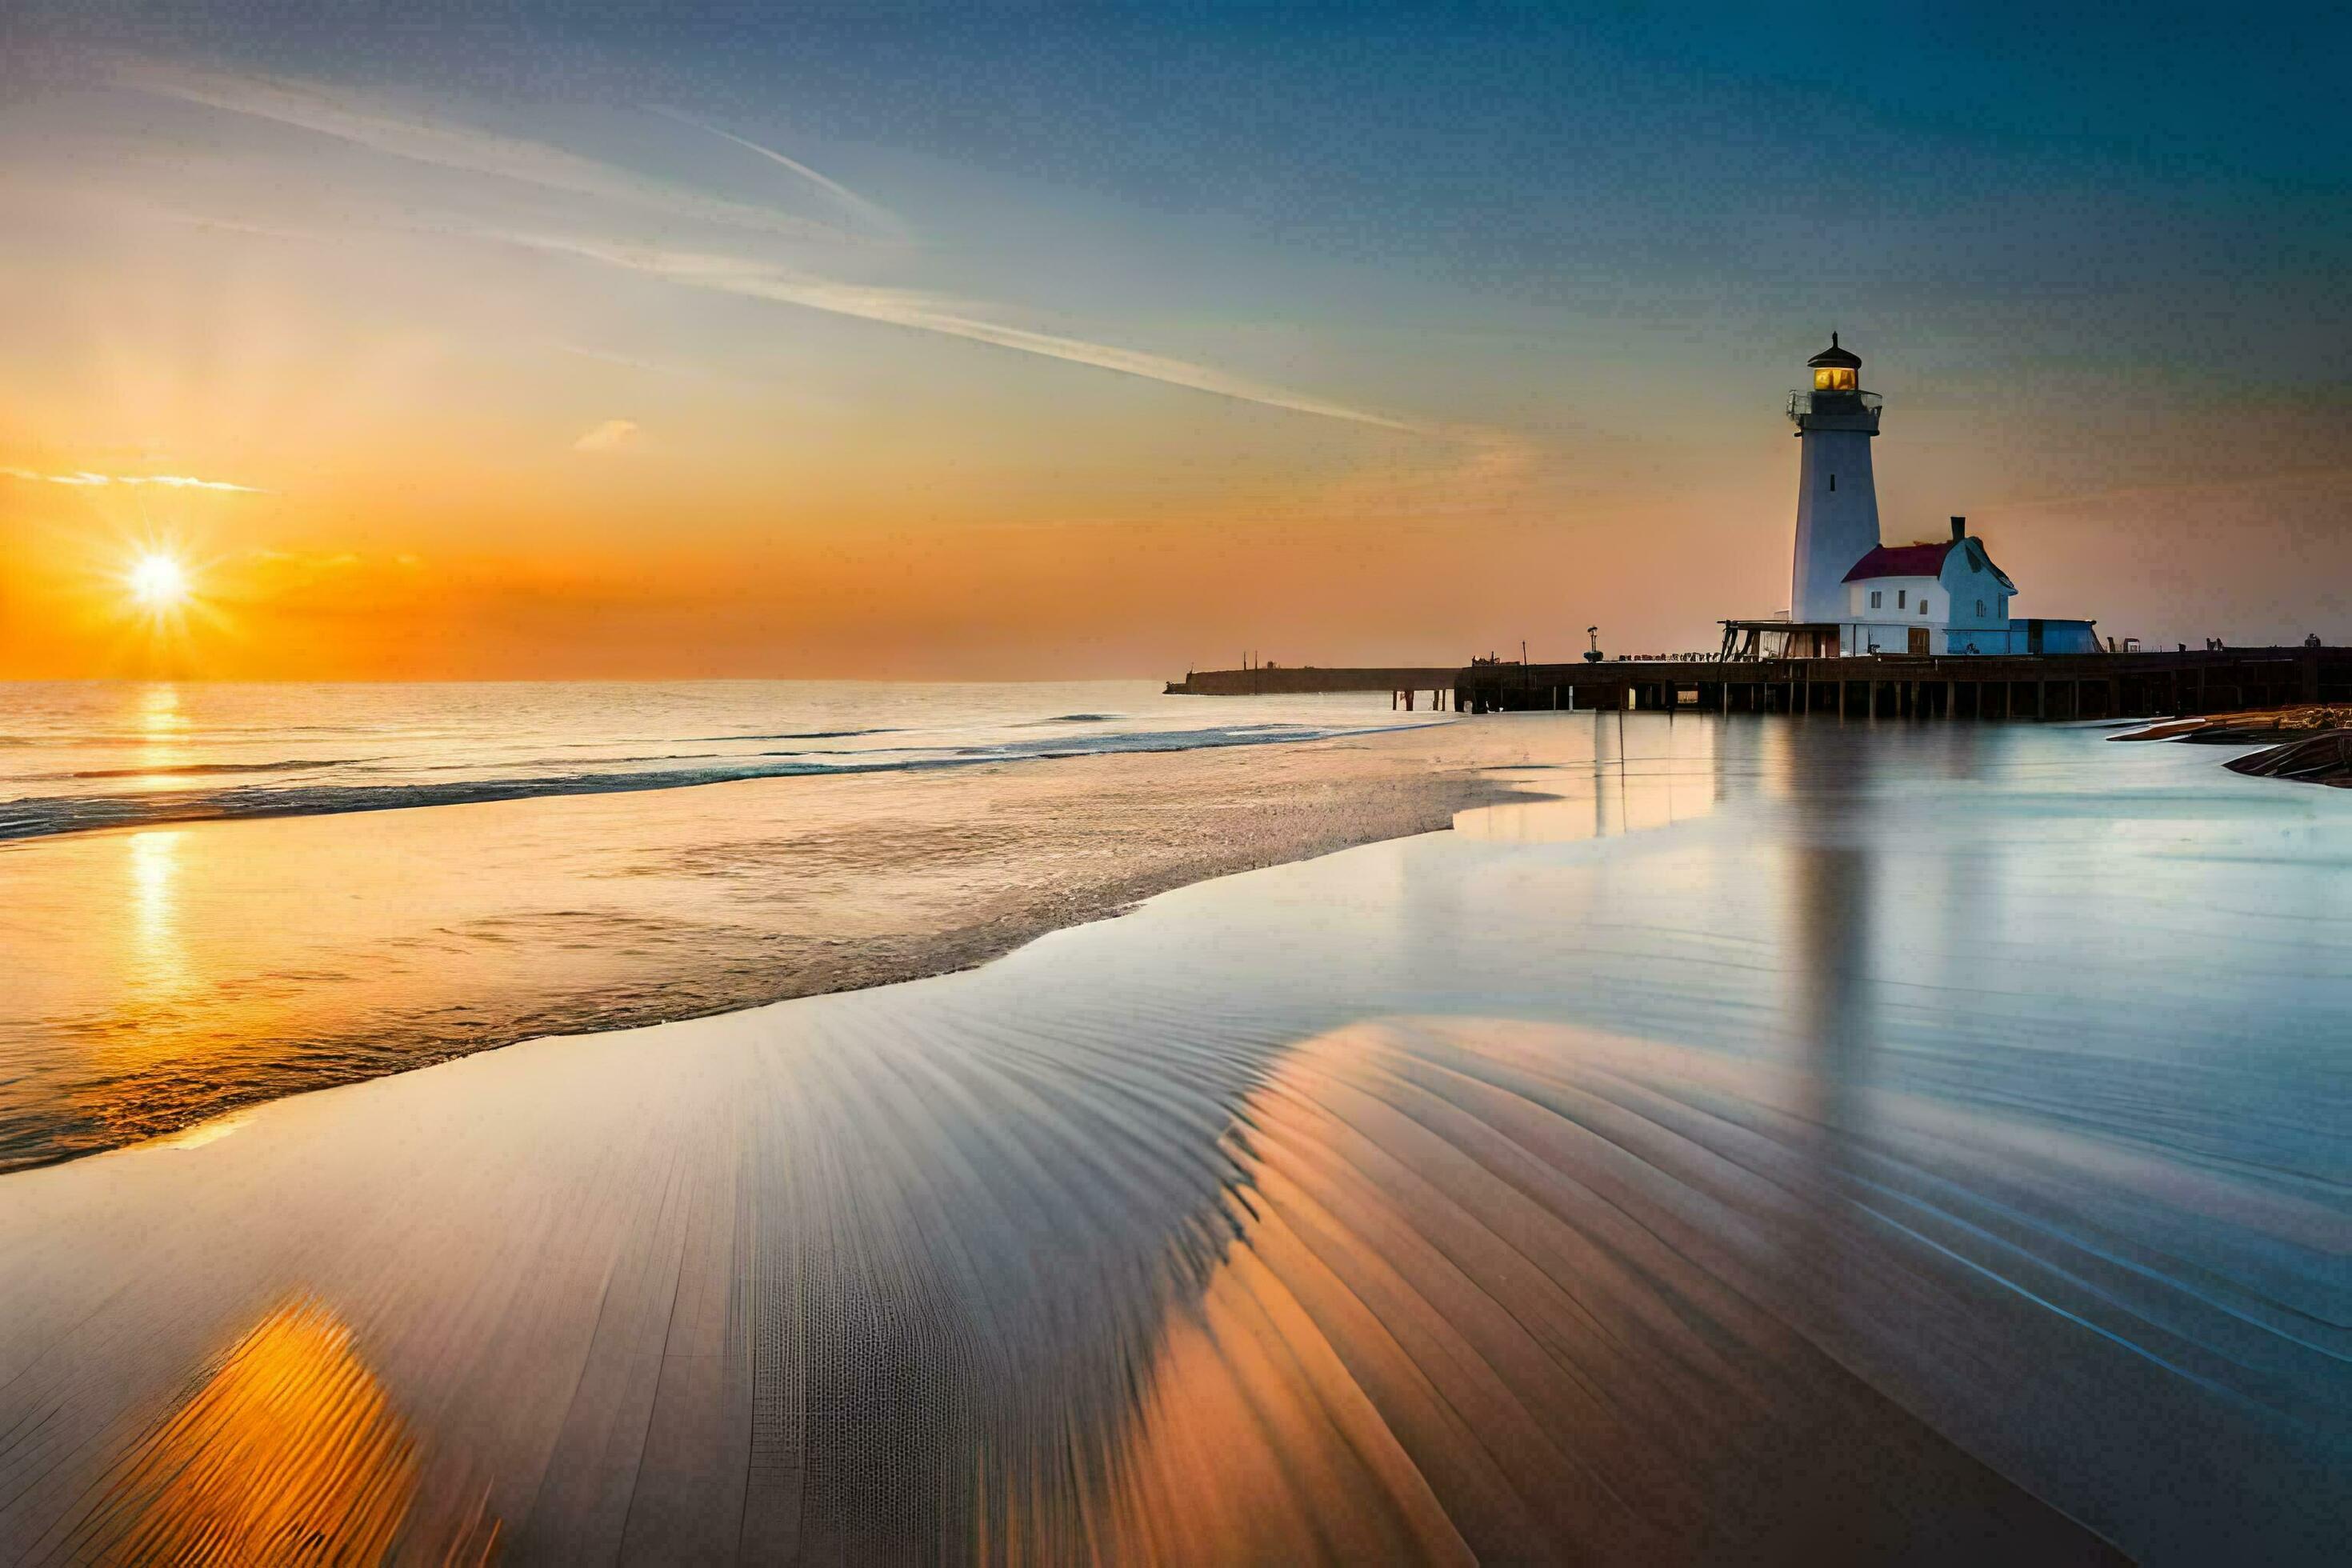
xmin=3 ymin=718 xmax=2346 ymax=1564
xmin=0 ymin=1011 xmax=2118 ymax=1566
xmin=1091 ymin=1022 xmax=2143 ymax=1565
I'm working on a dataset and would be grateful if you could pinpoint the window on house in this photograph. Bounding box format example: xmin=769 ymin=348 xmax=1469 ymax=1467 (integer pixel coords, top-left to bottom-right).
xmin=1897 ymin=590 xmax=1906 ymax=608
xmin=1870 ymin=590 xmax=1882 ymax=609
xmin=1829 ymin=473 xmax=1837 ymax=491
xmin=1976 ymin=598 xmax=1986 ymax=617
xmin=1920 ymin=599 xmax=1930 ymax=615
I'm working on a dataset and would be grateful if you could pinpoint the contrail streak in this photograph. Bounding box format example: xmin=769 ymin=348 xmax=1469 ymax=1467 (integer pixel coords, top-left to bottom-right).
xmin=115 ymin=62 xmax=870 ymax=247
xmin=505 ymin=235 xmax=1423 ymax=433
xmin=645 ymin=106 xmax=906 ymax=238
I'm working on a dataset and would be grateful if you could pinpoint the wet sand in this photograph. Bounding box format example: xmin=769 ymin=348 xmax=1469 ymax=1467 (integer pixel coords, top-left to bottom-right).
xmin=4 ymin=716 xmax=2346 ymax=1563
xmin=1 ymin=721 xmax=1529 ymax=1167
xmin=0 ymin=1012 xmax=2122 ymax=1566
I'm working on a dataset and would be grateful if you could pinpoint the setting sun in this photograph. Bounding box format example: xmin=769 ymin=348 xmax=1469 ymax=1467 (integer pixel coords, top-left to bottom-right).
xmin=129 ymin=554 xmax=190 ymax=610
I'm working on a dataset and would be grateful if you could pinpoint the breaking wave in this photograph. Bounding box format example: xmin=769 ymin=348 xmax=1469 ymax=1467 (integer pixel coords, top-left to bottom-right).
xmin=0 ymin=722 xmax=1404 ymax=841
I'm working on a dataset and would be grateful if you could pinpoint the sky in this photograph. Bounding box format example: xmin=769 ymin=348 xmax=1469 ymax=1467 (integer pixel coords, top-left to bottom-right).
xmin=2 ymin=2 xmax=2347 ymax=679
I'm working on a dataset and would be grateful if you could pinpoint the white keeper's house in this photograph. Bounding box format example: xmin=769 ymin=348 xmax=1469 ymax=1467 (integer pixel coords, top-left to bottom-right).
xmin=1840 ymin=531 xmax=2015 ymax=656
xmin=1728 ymin=334 xmax=2098 ymax=658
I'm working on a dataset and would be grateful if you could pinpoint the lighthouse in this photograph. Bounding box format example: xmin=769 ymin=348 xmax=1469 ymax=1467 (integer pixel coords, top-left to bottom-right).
xmin=1787 ymin=333 xmax=1883 ymax=626
xmin=1724 ymin=331 xmax=2098 ymax=662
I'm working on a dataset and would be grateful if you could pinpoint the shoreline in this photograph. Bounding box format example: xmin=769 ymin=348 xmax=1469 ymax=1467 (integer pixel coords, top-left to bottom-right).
xmin=0 ymin=718 xmax=1537 ymax=1170
xmin=11 ymin=706 xmax=2330 ymax=1174
xmin=0 ymin=714 xmax=1452 ymax=844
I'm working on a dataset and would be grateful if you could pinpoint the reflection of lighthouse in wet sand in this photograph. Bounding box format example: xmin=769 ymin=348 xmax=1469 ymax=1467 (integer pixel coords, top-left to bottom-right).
xmin=1787 ymin=332 xmax=1882 ymax=626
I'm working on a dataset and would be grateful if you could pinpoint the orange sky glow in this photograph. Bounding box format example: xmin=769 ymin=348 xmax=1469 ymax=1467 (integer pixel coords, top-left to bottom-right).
xmin=2 ymin=46 xmax=2345 ymax=680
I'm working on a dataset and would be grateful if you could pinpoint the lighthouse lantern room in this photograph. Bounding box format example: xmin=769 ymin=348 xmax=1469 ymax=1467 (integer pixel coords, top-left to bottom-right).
xmin=1810 ymin=336 xmax=1860 ymax=393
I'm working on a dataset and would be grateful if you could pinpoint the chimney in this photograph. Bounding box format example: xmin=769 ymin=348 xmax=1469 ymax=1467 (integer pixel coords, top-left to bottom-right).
xmin=1950 ymin=515 xmax=1966 ymax=541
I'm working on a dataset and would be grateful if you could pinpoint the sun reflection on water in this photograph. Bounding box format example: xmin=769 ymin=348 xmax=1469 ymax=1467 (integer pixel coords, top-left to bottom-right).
xmin=134 ymin=681 xmax=189 ymax=790
xmin=126 ymin=830 xmax=190 ymax=1000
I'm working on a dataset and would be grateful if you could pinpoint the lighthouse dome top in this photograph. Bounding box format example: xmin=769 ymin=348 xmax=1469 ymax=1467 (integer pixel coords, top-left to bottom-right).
xmin=1806 ymin=332 xmax=1862 ymax=370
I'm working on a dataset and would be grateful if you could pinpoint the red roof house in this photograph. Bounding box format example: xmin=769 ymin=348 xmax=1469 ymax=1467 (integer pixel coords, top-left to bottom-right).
xmin=1843 ymin=542 xmax=1956 ymax=581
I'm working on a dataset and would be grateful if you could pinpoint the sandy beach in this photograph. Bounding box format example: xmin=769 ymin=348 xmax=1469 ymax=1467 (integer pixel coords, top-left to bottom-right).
xmin=3 ymin=714 xmax=2346 ymax=1564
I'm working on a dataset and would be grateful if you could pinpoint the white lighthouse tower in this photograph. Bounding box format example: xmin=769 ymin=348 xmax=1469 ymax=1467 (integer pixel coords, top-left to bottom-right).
xmin=1788 ymin=333 xmax=1884 ymax=626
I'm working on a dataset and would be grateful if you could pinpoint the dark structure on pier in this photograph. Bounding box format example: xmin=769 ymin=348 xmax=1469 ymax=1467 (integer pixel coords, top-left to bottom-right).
xmin=1168 ymin=646 xmax=2349 ymax=721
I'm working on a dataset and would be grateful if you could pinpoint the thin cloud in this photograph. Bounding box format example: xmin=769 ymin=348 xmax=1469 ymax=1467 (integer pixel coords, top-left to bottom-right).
xmin=110 ymin=62 xmax=1426 ymax=438
xmin=508 ymin=235 xmax=1423 ymax=433
xmin=646 ymin=106 xmax=904 ymax=239
xmin=574 ymin=418 xmax=639 ymax=452
xmin=114 ymin=62 xmax=871 ymax=248
xmin=2 ymin=466 xmax=270 ymax=493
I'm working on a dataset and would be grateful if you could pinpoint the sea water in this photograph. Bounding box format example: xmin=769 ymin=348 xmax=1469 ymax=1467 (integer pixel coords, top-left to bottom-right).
xmin=0 ymin=678 xmax=1424 ymax=838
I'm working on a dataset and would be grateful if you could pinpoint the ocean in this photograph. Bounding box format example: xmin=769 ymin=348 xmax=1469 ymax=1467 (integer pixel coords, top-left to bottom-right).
xmin=0 ymin=679 xmax=1430 ymax=840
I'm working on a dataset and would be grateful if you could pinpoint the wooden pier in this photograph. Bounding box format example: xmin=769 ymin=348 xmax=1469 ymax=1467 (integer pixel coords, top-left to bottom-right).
xmin=1169 ymin=647 xmax=2348 ymax=721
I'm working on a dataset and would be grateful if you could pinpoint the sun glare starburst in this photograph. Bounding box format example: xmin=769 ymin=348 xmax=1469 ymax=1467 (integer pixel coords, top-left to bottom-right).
xmin=130 ymin=552 xmax=190 ymax=609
